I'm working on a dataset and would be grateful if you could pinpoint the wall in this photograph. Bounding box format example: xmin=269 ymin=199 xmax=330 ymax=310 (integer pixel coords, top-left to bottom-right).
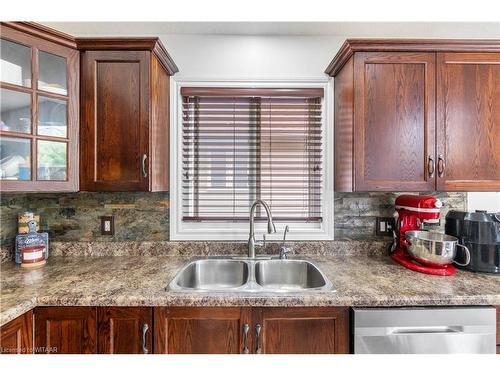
xmin=467 ymin=192 xmax=500 ymax=212
xmin=0 ymin=28 xmax=493 ymax=252
xmin=0 ymin=192 xmax=466 ymax=248
xmin=162 ymin=34 xmax=344 ymax=80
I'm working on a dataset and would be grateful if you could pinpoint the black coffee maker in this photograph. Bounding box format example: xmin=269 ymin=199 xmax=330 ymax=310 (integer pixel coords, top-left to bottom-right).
xmin=445 ymin=210 xmax=500 ymax=273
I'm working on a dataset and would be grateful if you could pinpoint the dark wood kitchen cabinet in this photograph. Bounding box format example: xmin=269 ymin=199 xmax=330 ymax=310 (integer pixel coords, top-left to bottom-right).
xmin=34 ymin=307 xmax=97 ymax=354
xmin=255 ymin=307 xmax=349 ymax=354
xmin=327 ymin=39 xmax=500 ymax=192
xmin=0 ymin=310 xmax=33 ymax=354
xmin=0 ymin=22 xmax=79 ymax=192
xmin=154 ymin=306 xmax=349 ymax=354
xmin=98 ymin=307 xmax=152 ymax=354
xmin=436 ymin=52 xmax=500 ymax=191
xmin=351 ymin=52 xmax=436 ymax=191
xmin=154 ymin=307 xmax=252 ymax=354
xmin=78 ymin=39 xmax=178 ymax=192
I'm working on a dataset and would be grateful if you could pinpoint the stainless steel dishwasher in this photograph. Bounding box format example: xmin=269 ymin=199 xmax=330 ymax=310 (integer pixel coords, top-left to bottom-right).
xmin=353 ymin=307 xmax=496 ymax=354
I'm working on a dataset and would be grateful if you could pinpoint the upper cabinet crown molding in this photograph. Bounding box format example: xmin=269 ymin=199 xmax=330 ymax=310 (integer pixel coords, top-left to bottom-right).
xmin=0 ymin=21 xmax=77 ymax=49
xmin=325 ymin=39 xmax=500 ymax=77
xmin=75 ymin=37 xmax=179 ymax=75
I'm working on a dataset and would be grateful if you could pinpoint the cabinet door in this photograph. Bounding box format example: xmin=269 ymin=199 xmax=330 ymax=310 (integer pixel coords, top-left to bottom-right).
xmin=0 ymin=310 xmax=33 ymax=354
xmin=154 ymin=307 xmax=252 ymax=354
xmin=353 ymin=52 xmax=436 ymax=191
xmin=437 ymin=53 xmax=500 ymax=191
xmin=98 ymin=307 xmax=152 ymax=354
xmin=80 ymin=50 xmax=149 ymax=191
xmin=0 ymin=24 xmax=79 ymax=193
xmin=255 ymin=307 xmax=349 ymax=354
xmin=34 ymin=307 xmax=96 ymax=354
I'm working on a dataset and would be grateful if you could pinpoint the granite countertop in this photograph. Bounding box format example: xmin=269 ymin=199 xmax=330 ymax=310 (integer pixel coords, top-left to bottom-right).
xmin=1 ymin=255 xmax=500 ymax=326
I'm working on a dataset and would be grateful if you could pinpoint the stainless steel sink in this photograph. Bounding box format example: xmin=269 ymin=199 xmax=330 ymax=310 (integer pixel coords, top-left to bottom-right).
xmin=255 ymin=259 xmax=328 ymax=290
xmin=172 ymin=259 xmax=249 ymax=290
xmin=168 ymin=257 xmax=333 ymax=293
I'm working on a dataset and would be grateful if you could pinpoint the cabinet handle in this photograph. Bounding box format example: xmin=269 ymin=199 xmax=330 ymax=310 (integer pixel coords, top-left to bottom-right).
xmin=438 ymin=154 xmax=445 ymax=177
xmin=428 ymin=155 xmax=435 ymax=178
xmin=242 ymin=323 xmax=250 ymax=354
xmin=142 ymin=323 xmax=149 ymax=354
xmin=141 ymin=154 xmax=148 ymax=178
xmin=255 ymin=324 xmax=262 ymax=354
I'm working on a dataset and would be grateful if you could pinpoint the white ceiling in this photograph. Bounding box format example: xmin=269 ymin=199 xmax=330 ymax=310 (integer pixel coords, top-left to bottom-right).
xmin=41 ymin=22 xmax=500 ymax=38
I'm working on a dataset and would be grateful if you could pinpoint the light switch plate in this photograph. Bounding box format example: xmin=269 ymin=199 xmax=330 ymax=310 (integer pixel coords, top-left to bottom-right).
xmin=376 ymin=217 xmax=395 ymax=237
xmin=100 ymin=216 xmax=114 ymax=235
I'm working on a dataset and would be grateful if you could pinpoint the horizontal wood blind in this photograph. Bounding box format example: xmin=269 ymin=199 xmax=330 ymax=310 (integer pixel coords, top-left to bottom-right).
xmin=181 ymin=87 xmax=323 ymax=222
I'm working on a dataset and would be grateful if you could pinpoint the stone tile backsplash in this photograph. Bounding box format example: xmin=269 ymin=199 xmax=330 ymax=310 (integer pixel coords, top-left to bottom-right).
xmin=1 ymin=192 xmax=170 ymax=246
xmin=334 ymin=192 xmax=466 ymax=239
xmin=1 ymin=191 xmax=466 ymax=247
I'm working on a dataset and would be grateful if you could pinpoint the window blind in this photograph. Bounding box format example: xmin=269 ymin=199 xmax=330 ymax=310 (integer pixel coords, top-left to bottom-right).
xmin=181 ymin=87 xmax=323 ymax=223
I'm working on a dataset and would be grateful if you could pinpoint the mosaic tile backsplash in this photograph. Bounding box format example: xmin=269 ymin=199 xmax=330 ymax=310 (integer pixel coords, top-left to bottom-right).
xmin=1 ymin=191 xmax=466 ymax=247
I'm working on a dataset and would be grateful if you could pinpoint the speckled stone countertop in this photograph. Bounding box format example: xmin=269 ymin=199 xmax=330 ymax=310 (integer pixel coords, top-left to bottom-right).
xmin=1 ymin=255 xmax=500 ymax=326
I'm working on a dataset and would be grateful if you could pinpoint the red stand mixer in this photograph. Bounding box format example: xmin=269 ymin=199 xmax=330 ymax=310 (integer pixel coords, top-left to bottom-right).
xmin=391 ymin=194 xmax=457 ymax=276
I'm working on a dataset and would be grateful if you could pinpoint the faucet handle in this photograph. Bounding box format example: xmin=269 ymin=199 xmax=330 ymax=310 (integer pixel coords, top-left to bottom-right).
xmin=254 ymin=234 xmax=267 ymax=249
xmin=279 ymin=246 xmax=292 ymax=260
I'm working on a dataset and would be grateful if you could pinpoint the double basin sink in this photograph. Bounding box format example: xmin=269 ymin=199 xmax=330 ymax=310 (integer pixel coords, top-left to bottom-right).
xmin=168 ymin=258 xmax=333 ymax=293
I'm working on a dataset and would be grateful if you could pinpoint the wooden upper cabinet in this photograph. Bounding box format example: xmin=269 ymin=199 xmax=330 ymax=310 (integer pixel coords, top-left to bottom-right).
xmin=353 ymin=52 xmax=436 ymax=191
xmin=0 ymin=310 xmax=33 ymax=354
xmin=327 ymin=39 xmax=500 ymax=192
xmin=98 ymin=307 xmax=152 ymax=354
xmin=78 ymin=38 xmax=178 ymax=192
xmin=34 ymin=307 xmax=97 ymax=354
xmin=437 ymin=52 xmax=500 ymax=191
xmin=0 ymin=22 xmax=79 ymax=192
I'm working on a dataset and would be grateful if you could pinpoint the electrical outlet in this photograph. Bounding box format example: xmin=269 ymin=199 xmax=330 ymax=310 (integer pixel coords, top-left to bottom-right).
xmin=376 ymin=217 xmax=395 ymax=237
xmin=100 ymin=216 xmax=114 ymax=235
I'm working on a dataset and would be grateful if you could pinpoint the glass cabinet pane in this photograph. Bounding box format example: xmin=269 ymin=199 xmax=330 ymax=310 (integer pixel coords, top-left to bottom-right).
xmin=37 ymin=140 xmax=67 ymax=180
xmin=0 ymin=39 xmax=32 ymax=87
xmin=38 ymin=51 xmax=67 ymax=95
xmin=38 ymin=96 xmax=67 ymax=138
xmin=0 ymin=137 xmax=31 ymax=180
xmin=0 ymin=88 xmax=31 ymax=133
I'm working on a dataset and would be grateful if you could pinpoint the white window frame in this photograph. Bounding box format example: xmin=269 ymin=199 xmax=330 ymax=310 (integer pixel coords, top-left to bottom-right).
xmin=170 ymin=78 xmax=334 ymax=241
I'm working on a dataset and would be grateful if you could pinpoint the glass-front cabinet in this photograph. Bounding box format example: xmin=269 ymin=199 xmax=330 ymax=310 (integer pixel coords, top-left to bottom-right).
xmin=0 ymin=23 xmax=78 ymax=191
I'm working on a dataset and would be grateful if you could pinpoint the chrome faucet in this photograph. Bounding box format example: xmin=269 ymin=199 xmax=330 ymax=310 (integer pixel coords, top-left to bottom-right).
xmin=248 ymin=200 xmax=276 ymax=258
xmin=279 ymin=225 xmax=291 ymax=259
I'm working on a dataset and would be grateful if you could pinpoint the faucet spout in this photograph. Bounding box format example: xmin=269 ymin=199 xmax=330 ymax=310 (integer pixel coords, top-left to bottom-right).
xmin=248 ymin=200 xmax=276 ymax=258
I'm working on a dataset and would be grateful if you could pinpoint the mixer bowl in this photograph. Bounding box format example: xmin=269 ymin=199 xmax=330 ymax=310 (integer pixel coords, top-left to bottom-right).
xmin=405 ymin=230 xmax=470 ymax=267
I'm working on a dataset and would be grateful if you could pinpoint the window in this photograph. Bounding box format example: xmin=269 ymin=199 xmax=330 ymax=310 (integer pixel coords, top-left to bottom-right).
xmin=171 ymin=82 xmax=333 ymax=240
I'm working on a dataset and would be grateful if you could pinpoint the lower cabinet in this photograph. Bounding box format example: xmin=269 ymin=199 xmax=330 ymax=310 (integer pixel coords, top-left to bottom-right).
xmin=34 ymin=307 xmax=97 ymax=354
xmin=154 ymin=307 xmax=252 ymax=354
xmin=154 ymin=306 xmax=350 ymax=354
xmin=3 ymin=306 xmax=349 ymax=354
xmin=33 ymin=306 xmax=151 ymax=354
xmin=0 ymin=310 xmax=33 ymax=354
xmin=256 ymin=307 xmax=349 ymax=354
xmin=98 ymin=307 xmax=152 ymax=354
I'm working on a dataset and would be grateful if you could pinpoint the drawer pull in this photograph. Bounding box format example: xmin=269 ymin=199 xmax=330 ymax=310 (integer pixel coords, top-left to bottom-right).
xmin=242 ymin=323 xmax=250 ymax=354
xmin=141 ymin=154 xmax=148 ymax=178
xmin=255 ymin=324 xmax=262 ymax=354
xmin=428 ymin=155 xmax=435 ymax=178
xmin=438 ymin=154 xmax=445 ymax=177
xmin=142 ymin=323 xmax=149 ymax=354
